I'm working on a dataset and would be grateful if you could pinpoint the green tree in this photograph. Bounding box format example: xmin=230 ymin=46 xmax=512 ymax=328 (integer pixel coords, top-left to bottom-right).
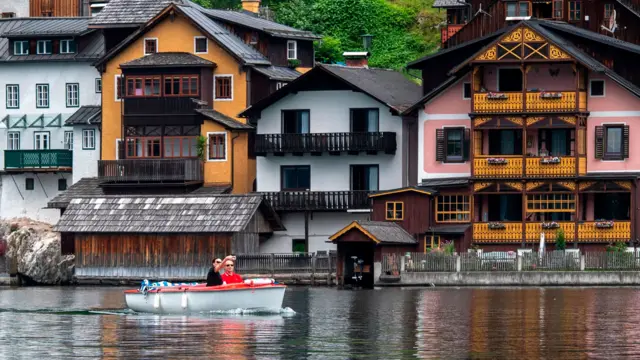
xmin=555 ymin=228 xmax=566 ymax=251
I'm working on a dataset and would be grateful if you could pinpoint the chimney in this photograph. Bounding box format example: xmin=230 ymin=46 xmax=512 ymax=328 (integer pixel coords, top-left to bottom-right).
xmin=343 ymin=52 xmax=370 ymax=68
xmin=241 ymin=0 xmax=261 ymax=13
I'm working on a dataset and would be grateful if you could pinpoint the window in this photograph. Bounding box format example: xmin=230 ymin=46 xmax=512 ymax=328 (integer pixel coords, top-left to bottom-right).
xmin=207 ymin=133 xmax=227 ymax=161
xmin=292 ymin=239 xmax=306 ymax=253
xmin=163 ymin=75 xmax=199 ymax=97
xmin=463 ymin=82 xmax=471 ymax=99
xmin=25 ymin=178 xmax=34 ymax=191
xmin=425 ymin=235 xmax=441 ymax=252
xmin=590 ymin=79 xmax=605 ymax=97
xmin=194 ymin=36 xmax=208 ymax=54
xmin=66 ymin=83 xmax=79 ymax=107
xmin=287 ymin=40 xmax=297 ymax=60
xmin=6 ymin=84 xmax=18 ymax=109
xmin=163 ymin=136 xmax=198 ymax=158
xmin=82 ymin=129 xmax=95 ymax=150
xmin=126 ymin=76 xmax=162 ymax=97
xmin=34 ymin=132 xmax=49 ymax=149
xmin=14 ymin=41 xmax=28 ymax=55
xmin=385 ymin=202 xmax=404 ymax=221
xmin=606 ymin=126 xmax=623 ymax=158
xmin=526 ymin=194 xmax=576 ymax=212
xmin=58 ymin=179 xmax=67 ymax=191
xmin=126 ymin=137 xmax=161 ymax=158
xmin=248 ymin=32 xmax=259 ymax=45
xmin=350 ymin=109 xmax=379 ymax=132
xmin=436 ymin=195 xmax=471 ymax=222
xmin=36 ymin=84 xmax=49 ymax=108
xmin=1 ymin=12 xmax=16 ymax=18
xmin=281 ymin=165 xmax=310 ymax=191
xmin=7 ymin=132 xmax=19 ymax=150
xmin=604 ymin=3 xmax=614 ymax=19
xmin=569 ymin=1 xmax=581 ymax=21
xmin=214 ymin=75 xmax=233 ymax=100
xmin=446 ymin=128 xmax=463 ymax=161
xmin=282 ymin=110 xmax=310 ymax=133
xmin=144 ymin=38 xmax=157 ymax=55
xmin=553 ymin=0 xmax=563 ymax=18
xmin=595 ymin=125 xmax=628 ymax=160
xmin=115 ymin=75 xmax=123 ymax=101
xmin=436 ymin=128 xmax=469 ymax=163
xmin=60 ymin=39 xmax=76 ymax=54
xmin=351 ymin=165 xmax=379 ymax=191
xmin=36 ymin=40 xmax=52 ymax=55
xmin=276 ymin=82 xmax=287 ymax=90
xmin=498 ymin=68 xmax=523 ymax=92
xmin=64 ymin=131 xmax=73 ymax=150
xmin=95 ymin=78 xmax=102 ymax=93
xmin=506 ymin=1 xmax=530 ymax=17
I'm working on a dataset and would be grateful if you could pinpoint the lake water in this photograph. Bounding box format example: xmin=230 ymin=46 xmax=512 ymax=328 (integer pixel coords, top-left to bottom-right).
xmin=0 ymin=286 xmax=640 ymax=359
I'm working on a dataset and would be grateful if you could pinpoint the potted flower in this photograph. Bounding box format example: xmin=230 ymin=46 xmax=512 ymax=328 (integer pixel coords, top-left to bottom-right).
xmin=487 ymin=92 xmax=508 ymax=100
xmin=488 ymin=222 xmax=506 ymax=230
xmin=541 ymin=221 xmax=559 ymax=229
xmin=540 ymin=91 xmax=563 ymax=99
xmin=487 ymin=157 xmax=508 ymax=165
xmin=540 ymin=156 xmax=561 ymax=165
xmin=595 ymin=219 xmax=614 ymax=229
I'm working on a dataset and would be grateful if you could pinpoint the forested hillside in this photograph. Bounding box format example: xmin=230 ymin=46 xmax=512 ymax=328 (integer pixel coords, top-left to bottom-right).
xmin=193 ymin=0 xmax=443 ymax=70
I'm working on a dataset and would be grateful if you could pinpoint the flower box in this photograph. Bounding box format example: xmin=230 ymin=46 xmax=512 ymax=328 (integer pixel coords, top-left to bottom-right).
xmin=540 ymin=156 xmax=561 ymax=165
xmin=595 ymin=220 xmax=614 ymax=229
xmin=487 ymin=92 xmax=508 ymax=100
xmin=487 ymin=157 xmax=508 ymax=165
xmin=541 ymin=222 xmax=560 ymax=229
xmin=488 ymin=222 xmax=506 ymax=230
xmin=540 ymin=92 xmax=563 ymax=99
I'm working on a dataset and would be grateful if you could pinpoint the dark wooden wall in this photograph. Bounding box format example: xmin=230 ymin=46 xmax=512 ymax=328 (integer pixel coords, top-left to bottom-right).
xmin=371 ymin=192 xmax=432 ymax=236
xmin=249 ymin=69 xmax=271 ymax=106
xmin=268 ymin=38 xmax=314 ymax=68
xmin=30 ymin=0 xmax=80 ymax=17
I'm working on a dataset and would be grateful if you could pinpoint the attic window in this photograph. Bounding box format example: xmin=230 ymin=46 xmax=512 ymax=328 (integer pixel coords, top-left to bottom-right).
xmin=60 ymin=39 xmax=76 ymax=54
xmin=37 ymin=40 xmax=52 ymax=55
xmin=1 ymin=12 xmax=15 ymax=18
xmin=144 ymin=38 xmax=158 ymax=55
xmin=287 ymin=40 xmax=297 ymax=60
xmin=13 ymin=41 xmax=29 ymax=56
xmin=194 ymin=37 xmax=207 ymax=54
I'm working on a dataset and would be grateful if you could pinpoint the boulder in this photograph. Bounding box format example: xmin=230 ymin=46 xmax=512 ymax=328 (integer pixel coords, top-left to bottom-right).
xmin=4 ymin=219 xmax=74 ymax=285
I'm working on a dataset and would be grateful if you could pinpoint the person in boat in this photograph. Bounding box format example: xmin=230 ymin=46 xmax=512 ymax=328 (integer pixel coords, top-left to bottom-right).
xmin=206 ymin=255 xmax=233 ymax=286
xmin=221 ymin=259 xmax=244 ymax=284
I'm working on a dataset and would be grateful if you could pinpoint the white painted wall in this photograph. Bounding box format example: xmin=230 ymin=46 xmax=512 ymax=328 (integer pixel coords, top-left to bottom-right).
xmin=259 ymin=212 xmax=370 ymax=254
xmin=0 ymin=0 xmax=28 ymax=17
xmin=0 ymin=173 xmax=69 ymax=224
xmin=72 ymin=125 xmax=101 ymax=183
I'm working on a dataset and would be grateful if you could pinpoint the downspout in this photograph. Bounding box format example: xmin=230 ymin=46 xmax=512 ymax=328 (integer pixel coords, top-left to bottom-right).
xmin=231 ymin=132 xmax=240 ymax=193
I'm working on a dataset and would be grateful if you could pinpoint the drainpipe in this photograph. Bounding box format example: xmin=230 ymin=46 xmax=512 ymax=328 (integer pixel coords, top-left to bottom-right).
xmin=230 ymin=132 xmax=240 ymax=193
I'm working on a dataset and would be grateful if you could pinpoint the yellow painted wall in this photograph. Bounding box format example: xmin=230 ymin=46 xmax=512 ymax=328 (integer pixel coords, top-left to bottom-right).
xmin=101 ymin=11 xmax=255 ymax=193
xmin=296 ymin=67 xmax=313 ymax=74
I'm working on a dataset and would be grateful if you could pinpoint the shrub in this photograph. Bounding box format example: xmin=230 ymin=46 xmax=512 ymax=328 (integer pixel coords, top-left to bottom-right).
xmin=555 ymin=228 xmax=566 ymax=251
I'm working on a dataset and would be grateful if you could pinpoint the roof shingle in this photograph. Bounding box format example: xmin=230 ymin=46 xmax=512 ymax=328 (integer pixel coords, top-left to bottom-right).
xmin=65 ymin=105 xmax=102 ymax=126
xmin=120 ymin=52 xmax=215 ymax=68
xmin=251 ymin=66 xmax=301 ymax=81
xmin=333 ymin=221 xmax=417 ymax=244
xmin=433 ymin=0 xmax=467 ymax=7
xmin=195 ymin=109 xmax=254 ymax=130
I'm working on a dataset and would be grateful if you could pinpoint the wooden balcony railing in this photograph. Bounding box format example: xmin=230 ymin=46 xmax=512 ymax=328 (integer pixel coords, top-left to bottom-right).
xmin=4 ymin=150 xmax=72 ymax=170
xmin=473 ymin=156 xmax=523 ymax=178
xmin=577 ymin=221 xmax=631 ymax=243
xmin=260 ymin=191 xmax=372 ymax=211
xmin=525 ymin=222 xmax=575 ymax=243
xmin=473 ymin=223 xmax=523 ymax=243
xmin=525 ymin=157 xmax=576 ymax=177
xmin=123 ymin=97 xmax=200 ymax=116
xmin=255 ymin=132 xmax=396 ymax=155
xmin=441 ymin=24 xmax=464 ymax=44
xmin=473 ymin=91 xmax=587 ymax=114
xmin=98 ymin=158 xmax=203 ymax=183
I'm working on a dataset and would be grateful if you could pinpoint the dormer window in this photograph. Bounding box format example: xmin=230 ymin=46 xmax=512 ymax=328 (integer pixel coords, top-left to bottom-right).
xmin=13 ymin=41 xmax=29 ymax=56
xmin=287 ymin=40 xmax=297 ymax=60
xmin=36 ymin=40 xmax=52 ymax=55
xmin=60 ymin=39 xmax=76 ymax=54
xmin=144 ymin=38 xmax=158 ymax=55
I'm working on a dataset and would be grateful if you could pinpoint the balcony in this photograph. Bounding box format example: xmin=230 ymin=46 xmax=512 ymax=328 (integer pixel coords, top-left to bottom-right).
xmin=255 ymin=132 xmax=396 ymax=155
xmin=441 ymin=24 xmax=464 ymax=44
xmin=473 ymin=222 xmax=523 ymax=243
xmin=4 ymin=150 xmax=72 ymax=170
xmin=260 ymin=191 xmax=372 ymax=211
xmin=123 ymin=97 xmax=202 ymax=126
xmin=473 ymin=156 xmax=523 ymax=178
xmin=525 ymin=157 xmax=576 ymax=177
xmin=97 ymin=158 xmax=203 ymax=184
xmin=472 ymin=221 xmax=632 ymax=243
xmin=577 ymin=221 xmax=631 ymax=243
xmin=473 ymin=91 xmax=587 ymax=114
xmin=525 ymin=222 xmax=575 ymax=243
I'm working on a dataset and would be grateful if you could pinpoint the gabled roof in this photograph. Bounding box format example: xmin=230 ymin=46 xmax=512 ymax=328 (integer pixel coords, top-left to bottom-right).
xmin=120 ymin=52 xmax=215 ymax=68
xmin=3 ymin=17 xmax=94 ymax=37
xmin=195 ymin=109 xmax=254 ymax=130
xmin=240 ymin=64 xmax=422 ymax=117
xmin=251 ymin=66 xmax=300 ymax=81
xmin=89 ymin=0 xmax=173 ymax=27
xmin=369 ymin=186 xmax=437 ymax=198
xmin=65 ymin=105 xmax=102 ymax=125
xmin=329 ymin=221 xmax=417 ymax=244
xmin=53 ymin=194 xmax=285 ymax=233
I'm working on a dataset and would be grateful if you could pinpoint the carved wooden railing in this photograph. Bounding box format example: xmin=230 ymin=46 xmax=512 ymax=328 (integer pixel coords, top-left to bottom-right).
xmin=525 ymin=222 xmax=575 ymax=243
xmin=525 ymin=92 xmax=587 ymax=112
xmin=577 ymin=221 xmax=631 ymax=243
xmin=474 ymin=91 xmax=587 ymax=114
xmin=441 ymin=24 xmax=464 ymax=44
xmin=473 ymin=92 xmax=523 ymax=113
xmin=473 ymin=222 xmax=523 ymax=243
xmin=525 ymin=157 xmax=576 ymax=177
xmin=473 ymin=155 xmax=523 ymax=178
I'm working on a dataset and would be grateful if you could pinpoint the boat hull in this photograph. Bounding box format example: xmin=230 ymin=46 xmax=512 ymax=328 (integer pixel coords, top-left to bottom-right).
xmin=125 ymin=285 xmax=286 ymax=314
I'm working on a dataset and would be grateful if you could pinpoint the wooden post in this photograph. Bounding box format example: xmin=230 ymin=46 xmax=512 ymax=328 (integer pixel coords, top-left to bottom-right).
xmin=327 ymin=253 xmax=332 ymax=286
xmin=270 ymin=253 xmax=275 ymax=278
xmin=304 ymin=211 xmax=310 ymax=252
xmin=310 ymin=253 xmax=316 ymax=286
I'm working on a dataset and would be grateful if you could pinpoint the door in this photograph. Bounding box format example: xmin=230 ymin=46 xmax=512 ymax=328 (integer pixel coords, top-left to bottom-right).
xmin=351 ymin=165 xmax=379 ymax=191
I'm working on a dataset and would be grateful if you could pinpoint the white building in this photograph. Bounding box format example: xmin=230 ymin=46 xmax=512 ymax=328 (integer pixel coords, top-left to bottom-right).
xmin=240 ymin=62 xmax=421 ymax=253
xmin=0 ymin=18 xmax=103 ymax=223
xmin=0 ymin=0 xmax=28 ymax=18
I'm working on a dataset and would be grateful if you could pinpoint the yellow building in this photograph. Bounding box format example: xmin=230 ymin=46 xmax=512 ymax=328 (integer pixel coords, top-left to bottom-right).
xmin=90 ymin=0 xmax=318 ymax=193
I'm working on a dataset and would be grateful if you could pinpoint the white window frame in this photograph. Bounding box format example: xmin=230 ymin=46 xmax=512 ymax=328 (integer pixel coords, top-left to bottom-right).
xmin=95 ymin=78 xmax=102 ymax=93
xmin=462 ymin=82 xmax=471 ymax=100
xmin=194 ymin=36 xmax=208 ymax=54
xmin=214 ymin=74 xmax=234 ymax=101
xmin=276 ymin=82 xmax=287 ymax=90
xmin=13 ymin=41 xmax=28 ymax=55
xmin=6 ymin=84 xmax=18 ymax=109
xmin=589 ymin=79 xmax=606 ymax=97
xmin=82 ymin=129 xmax=96 ymax=150
xmin=114 ymin=74 xmax=123 ymax=102
xmin=34 ymin=131 xmax=50 ymax=150
xmin=60 ymin=39 xmax=75 ymax=54
xmin=36 ymin=84 xmax=49 ymax=108
xmin=206 ymin=132 xmax=228 ymax=162
xmin=287 ymin=40 xmax=297 ymax=60
xmin=64 ymin=131 xmax=73 ymax=150
xmin=7 ymin=132 xmax=20 ymax=150
xmin=36 ymin=40 xmax=52 ymax=55
xmin=144 ymin=38 xmax=158 ymax=56
xmin=66 ymin=83 xmax=79 ymax=107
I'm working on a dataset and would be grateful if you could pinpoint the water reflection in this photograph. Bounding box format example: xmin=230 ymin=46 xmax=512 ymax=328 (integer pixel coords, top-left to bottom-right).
xmin=1 ymin=287 xmax=640 ymax=358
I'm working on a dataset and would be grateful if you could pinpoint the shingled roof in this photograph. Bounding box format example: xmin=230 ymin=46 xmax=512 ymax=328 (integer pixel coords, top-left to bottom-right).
xmin=251 ymin=66 xmax=301 ymax=81
xmin=89 ymin=0 xmax=173 ymax=27
xmin=3 ymin=17 xmax=94 ymax=37
xmin=433 ymin=0 xmax=467 ymax=8
xmin=329 ymin=221 xmax=417 ymax=245
xmin=65 ymin=105 xmax=102 ymax=125
xmin=195 ymin=109 xmax=254 ymax=130
xmin=54 ymin=194 xmax=284 ymax=233
xmin=120 ymin=52 xmax=215 ymax=68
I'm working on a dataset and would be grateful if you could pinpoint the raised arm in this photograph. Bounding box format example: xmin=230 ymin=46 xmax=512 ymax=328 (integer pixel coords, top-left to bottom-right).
xmin=215 ymin=255 xmax=234 ymax=272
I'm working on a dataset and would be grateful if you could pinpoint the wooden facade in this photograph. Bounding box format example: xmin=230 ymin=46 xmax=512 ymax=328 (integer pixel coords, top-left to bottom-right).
xmin=30 ymin=0 xmax=82 ymax=17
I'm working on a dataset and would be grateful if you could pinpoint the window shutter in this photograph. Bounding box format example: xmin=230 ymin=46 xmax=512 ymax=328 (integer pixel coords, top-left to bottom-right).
xmin=436 ymin=129 xmax=445 ymax=162
xmin=623 ymin=125 xmax=630 ymax=159
xmin=117 ymin=139 xmax=125 ymax=160
xmin=595 ymin=126 xmax=604 ymax=159
xmin=463 ymin=128 xmax=471 ymax=161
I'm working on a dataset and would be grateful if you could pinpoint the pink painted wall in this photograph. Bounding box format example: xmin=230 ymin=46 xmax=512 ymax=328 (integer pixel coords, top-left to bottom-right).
xmin=588 ymin=76 xmax=640 ymax=112
xmin=480 ymin=64 xmax=574 ymax=91
xmin=423 ymin=119 xmax=471 ymax=174
xmin=424 ymin=75 xmax=471 ymax=114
